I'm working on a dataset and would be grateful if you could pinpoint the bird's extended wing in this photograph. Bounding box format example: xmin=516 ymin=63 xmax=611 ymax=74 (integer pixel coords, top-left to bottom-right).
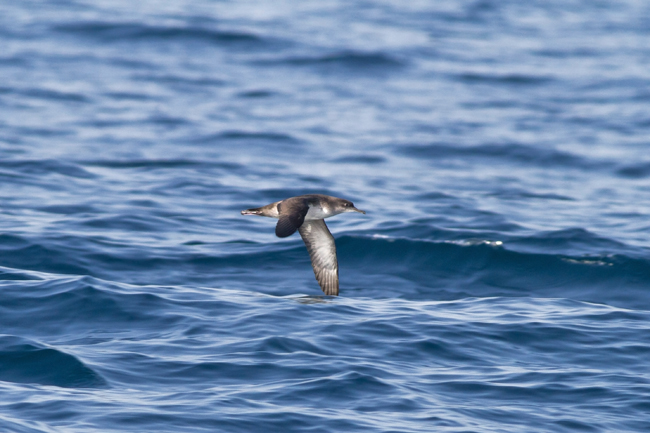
xmin=275 ymin=197 xmax=308 ymax=238
xmin=298 ymin=220 xmax=339 ymax=295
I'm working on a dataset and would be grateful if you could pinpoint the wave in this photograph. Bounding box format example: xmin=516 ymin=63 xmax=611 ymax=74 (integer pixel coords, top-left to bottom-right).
xmin=398 ymin=142 xmax=599 ymax=170
xmin=53 ymin=21 xmax=265 ymax=46
xmin=1 ymin=224 xmax=648 ymax=307
xmin=617 ymin=162 xmax=650 ymax=179
xmin=454 ymin=72 xmax=554 ymax=86
xmin=80 ymin=158 xmax=242 ymax=171
xmin=281 ymin=51 xmax=403 ymax=67
xmin=0 ymin=159 xmax=96 ymax=180
xmin=16 ymin=87 xmax=89 ymax=103
xmin=130 ymin=73 xmax=226 ymax=87
xmin=190 ymin=131 xmax=302 ymax=146
xmin=257 ymin=50 xmax=405 ymax=75
xmin=333 ymin=154 xmax=387 ymax=164
xmin=0 ymin=271 xmax=647 ymax=431
xmin=0 ymin=335 xmax=106 ymax=388
xmin=336 ymin=233 xmax=650 ymax=306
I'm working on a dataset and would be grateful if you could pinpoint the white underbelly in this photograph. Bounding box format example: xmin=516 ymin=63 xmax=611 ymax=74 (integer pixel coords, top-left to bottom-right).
xmin=305 ymin=205 xmax=331 ymax=220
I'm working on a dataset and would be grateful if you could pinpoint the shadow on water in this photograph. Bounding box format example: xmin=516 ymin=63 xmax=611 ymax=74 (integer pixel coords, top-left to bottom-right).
xmin=289 ymin=295 xmax=337 ymax=305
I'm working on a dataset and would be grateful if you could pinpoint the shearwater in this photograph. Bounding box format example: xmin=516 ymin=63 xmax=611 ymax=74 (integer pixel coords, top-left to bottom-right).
xmin=241 ymin=194 xmax=366 ymax=296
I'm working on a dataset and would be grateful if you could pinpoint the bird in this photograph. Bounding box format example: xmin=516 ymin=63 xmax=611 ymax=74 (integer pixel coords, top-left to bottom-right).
xmin=241 ymin=194 xmax=366 ymax=296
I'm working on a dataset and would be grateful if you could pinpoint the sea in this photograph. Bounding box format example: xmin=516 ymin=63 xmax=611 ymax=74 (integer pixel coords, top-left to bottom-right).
xmin=1 ymin=1 xmax=649 ymax=432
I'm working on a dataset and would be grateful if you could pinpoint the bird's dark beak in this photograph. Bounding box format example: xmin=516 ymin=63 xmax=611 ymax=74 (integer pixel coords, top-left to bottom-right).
xmin=352 ymin=207 xmax=366 ymax=214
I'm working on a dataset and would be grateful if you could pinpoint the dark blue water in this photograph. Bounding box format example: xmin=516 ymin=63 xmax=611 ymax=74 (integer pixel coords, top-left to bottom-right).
xmin=1 ymin=1 xmax=650 ymax=432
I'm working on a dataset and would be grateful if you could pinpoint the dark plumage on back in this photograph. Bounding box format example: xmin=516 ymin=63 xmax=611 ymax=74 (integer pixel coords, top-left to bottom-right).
xmin=241 ymin=194 xmax=365 ymax=295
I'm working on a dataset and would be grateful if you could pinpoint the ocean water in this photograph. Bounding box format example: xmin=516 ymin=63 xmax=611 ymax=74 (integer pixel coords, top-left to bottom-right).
xmin=1 ymin=0 xmax=650 ymax=432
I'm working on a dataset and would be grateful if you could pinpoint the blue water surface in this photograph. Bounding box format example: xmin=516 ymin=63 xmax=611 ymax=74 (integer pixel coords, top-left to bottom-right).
xmin=1 ymin=1 xmax=650 ymax=432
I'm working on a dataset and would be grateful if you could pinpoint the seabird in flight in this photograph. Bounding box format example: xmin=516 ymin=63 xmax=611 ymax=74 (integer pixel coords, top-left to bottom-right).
xmin=241 ymin=194 xmax=366 ymax=296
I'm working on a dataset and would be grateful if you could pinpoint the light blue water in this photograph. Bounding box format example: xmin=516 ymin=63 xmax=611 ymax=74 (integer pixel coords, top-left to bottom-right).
xmin=1 ymin=1 xmax=650 ymax=432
